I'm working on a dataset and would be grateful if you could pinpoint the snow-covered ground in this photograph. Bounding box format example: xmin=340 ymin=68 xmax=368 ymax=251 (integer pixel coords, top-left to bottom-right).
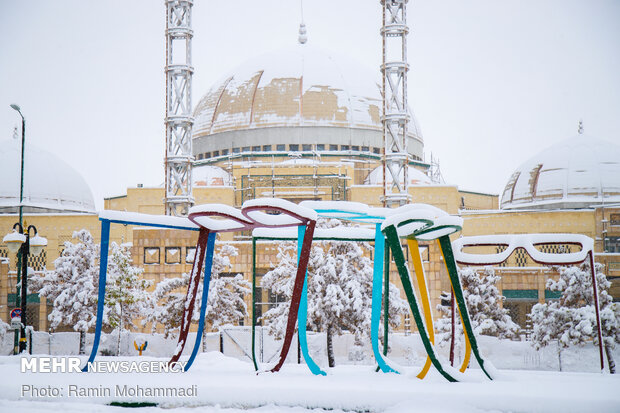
xmin=1 ymin=332 xmax=619 ymax=413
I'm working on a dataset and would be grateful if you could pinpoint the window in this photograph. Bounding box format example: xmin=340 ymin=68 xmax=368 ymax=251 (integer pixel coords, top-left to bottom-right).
xmin=252 ymin=146 xmax=260 ymax=152
xmin=352 ymin=145 xmax=360 ymax=151
xmin=515 ymin=249 xmax=528 ymax=267
xmin=197 ymin=153 xmax=204 ymax=160
xmin=204 ymin=152 xmax=211 ymax=159
xmin=362 ymin=146 xmax=369 ymax=152
xmin=276 ymin=144 xmax=286 ymax=151
xmin=268 ymin=290 xmax=287 ymax=310
xmin=165 ymin=247 xmax=181 ymax=264
xmin=373 ymin=147 xmax=381 ymax=154
xmin=213 ymin=150 xmax=220 ymax=157
xmin=221 ymin=149 xmax=229 ymax=155
xmin=233 ymin=147 xmax=240 ymax=153
xmin=605 ymin=237 xmax=620 ymax=253
xmin=302 ymin=144 xmax=312 ymax=151
xmin=186 ymin=246 xmax=196 ymax=263
xmin=262 ymin=145 xmax=272 ymax=151
xmin=610 ymin=214 xmax=620 ymax=226
xmin=289 ymin=144 xmax=299 ymax=151
xmin=242 ymin=146 xmax=250 ymax=152
xmin=341 ymin=145 xmax=350 ymax=150
xmin=329 ymin=144 xmax=338 ymax=151
xmin=144 ymin=247 xmax=160 ymax=264
xmin=316 ymin=144 xmax=325 ymax=151
xmin=496 ymin=245 xmax=507 ymax=267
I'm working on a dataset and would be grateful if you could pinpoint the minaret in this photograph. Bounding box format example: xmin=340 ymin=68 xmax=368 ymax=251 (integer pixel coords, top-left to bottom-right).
xmin=164 ymin=0 xmax=194 ymax=216
xmin=381 ymin=0 xmax=410 ymax=207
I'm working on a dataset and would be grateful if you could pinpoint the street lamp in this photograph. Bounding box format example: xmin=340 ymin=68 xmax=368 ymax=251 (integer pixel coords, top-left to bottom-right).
xmin=3 ymin=224 xmax=47 ymax=353
xmin=10 ymin=103 xmax=26 ymax=354
xmin=10 ymin=104 xmax=25 ymax=225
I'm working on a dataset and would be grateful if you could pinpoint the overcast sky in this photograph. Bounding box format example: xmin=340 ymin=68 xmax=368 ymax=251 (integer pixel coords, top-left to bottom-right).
xmin=1 ymin=0 xmax=619 ymax=211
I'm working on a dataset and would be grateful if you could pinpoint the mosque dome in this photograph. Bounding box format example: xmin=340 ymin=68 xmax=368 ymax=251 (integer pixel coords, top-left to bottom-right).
xmin=192 ymin=45 xmax=424 ymax=161
xmin=0 ymin=139 xmax=95 ymax=214
xmin=500 ymin=132 xmax=620 ymax=210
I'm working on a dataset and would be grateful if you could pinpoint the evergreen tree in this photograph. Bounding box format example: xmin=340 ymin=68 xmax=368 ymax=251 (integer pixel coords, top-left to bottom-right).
xmin=145 ymin=242 xmax=250 ymax=338
xmin=29 ymin=230 xmax=102 ymax=354
xmin=530 ymin=262 xmax=619 ymax=373
xmin=436 ymin=266 xmax=519 ymax=359
xmin=261 ymin=219 xmax=408 ymax=367
xmin=105 ymin=242 xmax=152 ymax=355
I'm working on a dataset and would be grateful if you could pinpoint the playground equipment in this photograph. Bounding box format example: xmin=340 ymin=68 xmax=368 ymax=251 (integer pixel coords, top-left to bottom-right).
xmin=381 ymin=204 xmax=494 ymax=381
xmin=134 ymin=340 xmax=148 ymax=356
xmin=183 ymin=198 xmax=318 ymax=373
xmin=251 ymin=201 xmax=398 ymax=375
xmin=82 ymin=198 xmax=600 ymax=379
xmin=452 ymin=233 xmax=605 ymax=372
xmin=80 ymin=199 xmax=318 ymax=373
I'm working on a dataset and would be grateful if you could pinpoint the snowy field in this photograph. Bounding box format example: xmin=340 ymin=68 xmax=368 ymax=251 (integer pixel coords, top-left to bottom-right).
xmin=1 ymin=336 xmax=619 ymax=413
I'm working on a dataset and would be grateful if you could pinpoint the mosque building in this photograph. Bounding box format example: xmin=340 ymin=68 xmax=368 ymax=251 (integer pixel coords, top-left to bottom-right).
xmin=1 ymin=44 xmax=619 ymax=336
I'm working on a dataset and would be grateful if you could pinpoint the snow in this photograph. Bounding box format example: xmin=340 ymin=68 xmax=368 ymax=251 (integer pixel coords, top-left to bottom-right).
xmin=1 ymin=346 xmax=619 ymax=413
xmin=189 ymin=204 xmax=253 ymax=231
xmin=2 ymin=230 xmax=26 ymax=244
xmin=453 ymin=234 xmax=594 ymax=265
xmin=242 ymin=198 xmax=318 ymax=225
xmin=98 ymin=211 xmax=199 ymax=231
xmin=365 ymin=165 xmax=432 ymax=186
xmin=0 ymin=139 xmax=96 ymax=213
xmin=501 ymin=134 xmax=620 ymax=209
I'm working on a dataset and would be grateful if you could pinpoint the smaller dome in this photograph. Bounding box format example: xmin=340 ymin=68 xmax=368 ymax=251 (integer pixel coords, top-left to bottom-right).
xmin=0 ymin=139 xmax=95 ymax=213
xmin=501 ymin=133 xmax=620 ymax=210
xmin=364 ymin=165 xmax=431 ymax=186
xmin=193 ymin=165 xmax=232 ymax=187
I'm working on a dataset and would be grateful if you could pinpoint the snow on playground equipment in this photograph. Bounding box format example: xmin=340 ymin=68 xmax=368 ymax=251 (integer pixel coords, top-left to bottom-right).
xmin=85 ymin=199 xmax=498 ymax=381
xmin=452 ymin=233 xmax=605 ymax=372
xmin=175 ymin=198 xmax=318 ymax=372
xmin=82 ymin=199 xmax=316 ymax=373
xmin=82 ymin=211 xmax=200 ymax=372
xmin=381 ymin=204 xmax=495 ymax=381
xmin=251 ymin=201 xmax=397 ymax=375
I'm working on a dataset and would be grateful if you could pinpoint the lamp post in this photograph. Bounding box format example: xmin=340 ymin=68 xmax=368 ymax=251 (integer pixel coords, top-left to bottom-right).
xmin=10 ymin=104 xmax=26 ymax=354
xmin=10 ymin=104 xmax=25 ymax=225
xmin=4 ymin=224 xmax=47 ymax=354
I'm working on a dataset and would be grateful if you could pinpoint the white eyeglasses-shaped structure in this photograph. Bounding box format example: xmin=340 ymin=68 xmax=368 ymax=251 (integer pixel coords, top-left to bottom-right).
xmin=382 ymin=204 xmax=495 ymax=382
xmin=452 ymin=233 xmax=605 ymax=372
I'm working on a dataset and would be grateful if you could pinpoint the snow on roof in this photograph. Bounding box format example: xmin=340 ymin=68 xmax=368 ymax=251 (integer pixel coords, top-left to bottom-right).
xmin=501 ymin=133 xmax=620 ymax=210
xmin=0 ymin=139 xmax=95 ymax=213
xmin=192 ymin=44 xmax=423 ymax=139
xmin=364 ymin=165 xmax=432 ymax=186
xmin=193 ymin=165 xmax=232 ymax=187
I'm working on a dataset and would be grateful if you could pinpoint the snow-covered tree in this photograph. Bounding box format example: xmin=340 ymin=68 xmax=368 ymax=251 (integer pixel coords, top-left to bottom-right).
xmin=145 ymin=242 xmax=250 ymax=338
xmin=0 ymin=318 xmax=9 ymax=342
xmin=105 ymin=242 xmax=152 ymax=355
xmin=530 ymin=262 xmax=619 ymax=373
xmin=436 ymin=266 xmax=519 ymax=359
xmin=261 ymin=219 xmax=408 ymax=367
xmin=29 ymin=230 xmax=101 ymax=354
